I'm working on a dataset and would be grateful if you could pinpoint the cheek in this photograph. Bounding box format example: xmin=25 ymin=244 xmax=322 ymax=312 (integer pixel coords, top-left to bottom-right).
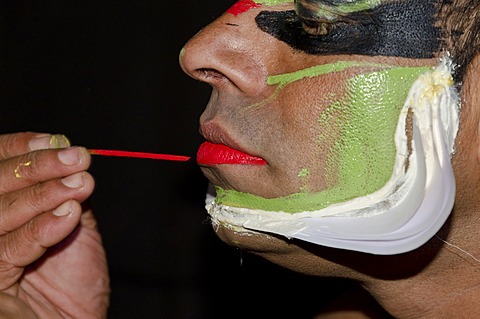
xmin=238 ymin=76 xmax=350 ymax=193
xmin=269 ymin=75 xmax=352 ymax=188
xmin=213 ymin=61 xmax=431 ymax=212
xmin=263 ymin=67 xmax=412 ymax=194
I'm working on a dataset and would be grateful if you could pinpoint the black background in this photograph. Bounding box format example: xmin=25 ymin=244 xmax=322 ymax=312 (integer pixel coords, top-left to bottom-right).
xmin=0 ymin=1 xmax=357 ymax=318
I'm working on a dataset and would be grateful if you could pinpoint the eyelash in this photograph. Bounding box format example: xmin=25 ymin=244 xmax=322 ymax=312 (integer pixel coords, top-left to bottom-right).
xmin=295 ymin=0 xmax=338 ymax=36
xmin=294 ymin=0 xmax=357 ymax=36
xmin=300 ymin=18 xmax=333 ymax=36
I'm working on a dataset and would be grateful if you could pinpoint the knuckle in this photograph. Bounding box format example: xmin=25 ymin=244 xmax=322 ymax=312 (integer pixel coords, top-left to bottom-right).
xmin=0 ymin=220 xmax=41 ymax=267
xmin=1 ymin=241 xmax=20 ymax=266
xmin=0 ymin=134 xmax=21 ymax=158
xmin=0 ymin=261 xmax=20 ymax=290
xmin=14 ymin=153 xmax=40 ymax=181
xmin=0 ymin=207 xmax=9 ymax=234
xmin=0 ymin=234 xmax=32 ymax=271
xmin=24 ymin=183 xmax=50 ymax=211
xmin=0 ymin=198 xmax=11 ymax=225
xmin=0 ymin=184 xmax=50 ymax=235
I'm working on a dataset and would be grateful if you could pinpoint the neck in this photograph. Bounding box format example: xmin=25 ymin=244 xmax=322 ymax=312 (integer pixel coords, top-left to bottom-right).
xmin=361 ymin=148 xmax=480 ymax=317
xmin=363 ymin=225 xmax=480 ymax=317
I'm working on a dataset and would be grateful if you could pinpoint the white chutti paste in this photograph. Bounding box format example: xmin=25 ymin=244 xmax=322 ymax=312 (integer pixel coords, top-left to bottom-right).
xmin=206 ymin=57 xmax=460 ymax=255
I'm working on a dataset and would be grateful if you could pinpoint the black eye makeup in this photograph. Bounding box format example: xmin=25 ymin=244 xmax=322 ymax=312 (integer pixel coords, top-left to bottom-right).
xmin=255 ymin=0 xmax=441 ymax=59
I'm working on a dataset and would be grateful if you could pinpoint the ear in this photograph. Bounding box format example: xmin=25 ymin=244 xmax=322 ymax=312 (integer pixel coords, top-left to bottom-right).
xmin=457 ymin=53 xmax=480 ymax=160
xmin=451 ymin=52 xmax=480 ymax=207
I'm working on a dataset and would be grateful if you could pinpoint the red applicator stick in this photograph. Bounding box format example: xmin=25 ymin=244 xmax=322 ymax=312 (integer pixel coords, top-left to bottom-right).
xmin=89 ymin=149 xmax=190 ymax=162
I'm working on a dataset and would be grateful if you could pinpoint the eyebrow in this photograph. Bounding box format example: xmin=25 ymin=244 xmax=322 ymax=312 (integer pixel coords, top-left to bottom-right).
xmin=255 ymin=0 xmax=441 ymax=58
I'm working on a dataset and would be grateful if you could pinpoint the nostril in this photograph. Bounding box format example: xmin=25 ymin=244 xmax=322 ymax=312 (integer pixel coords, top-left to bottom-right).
xmin=179 ymin=45 xmax=230 ymax=86
xmin=179 ymin=19 xmax=269 ymax=95
xmin=192 ymin=68 xmax=234 ymax=89
xmin=197 ymin=68 xmax=227 ymax=81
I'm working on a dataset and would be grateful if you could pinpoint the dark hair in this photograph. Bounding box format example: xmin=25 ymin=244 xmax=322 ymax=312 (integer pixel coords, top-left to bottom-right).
xmin=440 ymin=0 xmax=480 ymax=81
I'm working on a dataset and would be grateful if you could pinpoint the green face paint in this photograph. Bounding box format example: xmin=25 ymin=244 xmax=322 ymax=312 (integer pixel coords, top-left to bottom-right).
xmin=296 ymin=0 xmax=381 ymax=22
xmin=253 ymin=0 xmax=381 ymax=8
xmin=254 ymin=0 xmax=291 ymax=5
xmin=330 ymin=0 xmax=380 ymax=13
xmin=253 ymin=0 xmax=381 ymax=21
xmin=215 ymin=61 xmax=429 ymax=213
xmin=298 ymin=168 xmax=310 ymax=192
xmin=267 ymin=61 xmax=391 ymax=85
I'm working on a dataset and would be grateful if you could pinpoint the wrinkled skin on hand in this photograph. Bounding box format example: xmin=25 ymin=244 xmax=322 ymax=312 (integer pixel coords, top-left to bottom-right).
xmin=0 ymin=132 xmax=109 ymax=318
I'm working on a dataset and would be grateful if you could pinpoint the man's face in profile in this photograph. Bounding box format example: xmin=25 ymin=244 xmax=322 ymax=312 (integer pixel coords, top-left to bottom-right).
xmin=180 ymin=4 xmax=480 ymax=316
xmin=183 ymin=0 xmax=442 ymax=214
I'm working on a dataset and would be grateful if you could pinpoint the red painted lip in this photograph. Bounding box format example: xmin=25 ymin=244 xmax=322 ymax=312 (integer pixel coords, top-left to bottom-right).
xmin=197 ymin=141 xmax=266 ymax=165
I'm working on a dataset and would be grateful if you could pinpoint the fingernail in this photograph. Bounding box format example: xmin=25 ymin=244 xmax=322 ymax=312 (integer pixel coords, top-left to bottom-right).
xmin=52 ymin=201 xmax=73 ymax=217
xmin=61 ymin=172 xmax=85 ymax=188
xmin=58 ymin=147 xmax=83 ymax=166
xmin=29 ymin=134 xmax=52 ymax=151
xmin=49 ymin=134 xmax=71 ymax=148
xmin=29 ymin=134 xmax=70 ymax=151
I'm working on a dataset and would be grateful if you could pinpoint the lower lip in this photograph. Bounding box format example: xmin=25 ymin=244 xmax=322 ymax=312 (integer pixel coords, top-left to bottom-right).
xmin=197 ymin=141 xmax=266 ymax=165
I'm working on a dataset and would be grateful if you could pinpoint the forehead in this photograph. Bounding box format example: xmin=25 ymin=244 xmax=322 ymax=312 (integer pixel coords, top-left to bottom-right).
xmin=237 ymin=0 xmax=441 ymax=59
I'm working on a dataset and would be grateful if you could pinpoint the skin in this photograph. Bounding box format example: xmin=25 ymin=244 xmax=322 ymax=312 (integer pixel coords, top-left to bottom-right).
xmin=214 ymin=63 xmax=429 ymax=212
xmin=182 ymin=0 xmax=441 ymax=208
xmin=180 ymin=0 xmax=480 ymax=317
xmin=3 ymin=0 xmax=480 ymax=318
xmin=0 ymin=132 xmax=109 ymax=318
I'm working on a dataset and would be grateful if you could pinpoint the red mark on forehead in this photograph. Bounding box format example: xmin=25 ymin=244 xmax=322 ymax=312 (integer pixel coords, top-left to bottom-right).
xmin=227 ymin=0 xmax=261 ymax=16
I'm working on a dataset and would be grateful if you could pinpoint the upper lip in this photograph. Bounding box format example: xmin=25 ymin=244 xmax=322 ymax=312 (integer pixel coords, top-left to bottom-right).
xmin=199 ymin=122 xmax=250 ymax=155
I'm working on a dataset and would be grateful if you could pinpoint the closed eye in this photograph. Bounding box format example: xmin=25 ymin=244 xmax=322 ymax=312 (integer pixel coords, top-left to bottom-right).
xmin=255 ymin=1 xmax=440 ymax=59
xmin=301 ymin=18 xmax=332 ymax=35
xmin=295 ymin=0 xmax=370 ymax=36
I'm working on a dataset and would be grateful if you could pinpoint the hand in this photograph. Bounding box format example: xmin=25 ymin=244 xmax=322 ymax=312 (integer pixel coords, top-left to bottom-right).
xmin=0 ymin=132 xmax=109 ymax=318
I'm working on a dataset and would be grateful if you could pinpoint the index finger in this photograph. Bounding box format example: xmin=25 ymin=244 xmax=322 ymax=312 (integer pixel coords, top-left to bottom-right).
xmin=0 ymin=132 xmax=71 ymax=160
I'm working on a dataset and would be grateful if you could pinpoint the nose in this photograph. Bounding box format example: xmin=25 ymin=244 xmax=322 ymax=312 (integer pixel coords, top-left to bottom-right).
xmin=179 ymin=11 xmax=269 ymax=97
